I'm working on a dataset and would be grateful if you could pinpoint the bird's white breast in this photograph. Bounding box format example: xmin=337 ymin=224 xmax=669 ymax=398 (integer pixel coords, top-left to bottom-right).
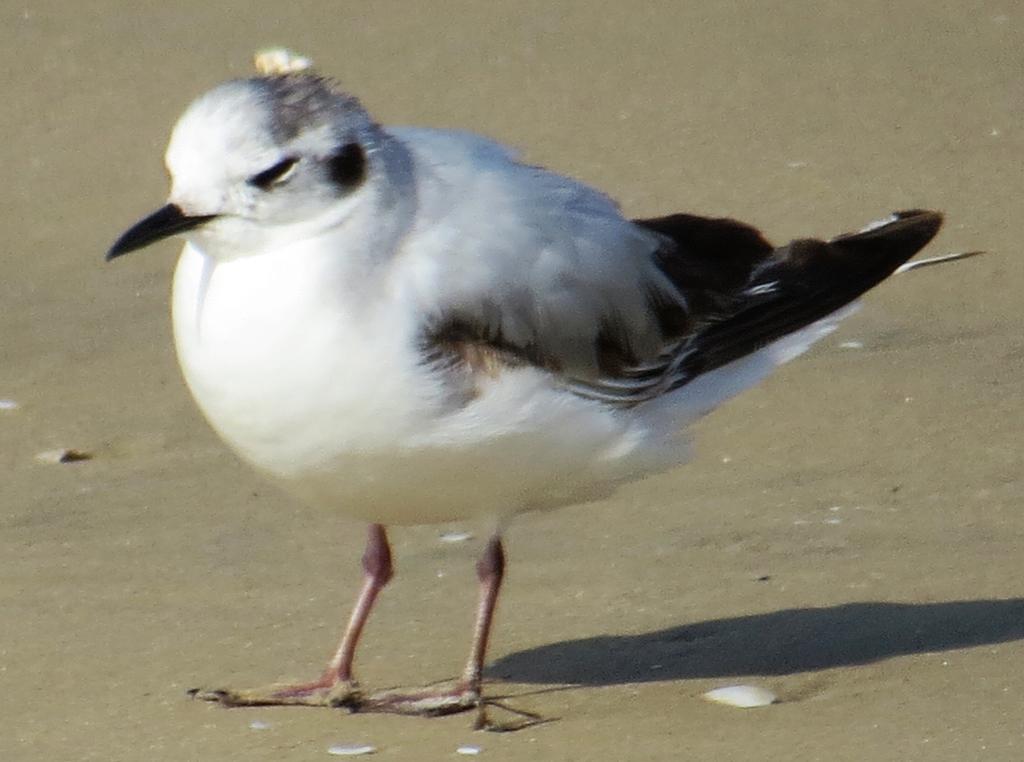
xmin=173 ymin=242 xmax=428 ymax=476
xmin=170 ymin=240 xmax=669 ymax=525
xmin=169 ymin=230 xmax=699 ymax=526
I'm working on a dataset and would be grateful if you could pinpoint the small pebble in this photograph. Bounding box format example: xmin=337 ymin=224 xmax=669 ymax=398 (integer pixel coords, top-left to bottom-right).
xmin=439 ymin=531 xmax=473 ymax=543
xmin=0 ymin=399 xmax=18 ymax=410
xmin=254 ymin=47 xmax=313 ymax=75
xmin=327 ymin=744 xmax=376 ymax=757
xmin=702 ymin=685 xmax=777 ymax=708
xmin=456 ymin=746 xmax=481 ymax=756
xmin=249 ymin=719 xmax=271 ymax=730
xmin=35 ymin=448 xmax=92 ymax=464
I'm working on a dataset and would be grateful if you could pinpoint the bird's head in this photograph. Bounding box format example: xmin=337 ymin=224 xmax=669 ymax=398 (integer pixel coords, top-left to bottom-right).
xmin=107 ymin=74 xmax=381 ymax=262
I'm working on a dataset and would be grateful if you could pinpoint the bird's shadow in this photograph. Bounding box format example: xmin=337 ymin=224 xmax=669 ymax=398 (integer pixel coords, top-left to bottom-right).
xmin=489 ymin=599 xmax=1024 ymax=685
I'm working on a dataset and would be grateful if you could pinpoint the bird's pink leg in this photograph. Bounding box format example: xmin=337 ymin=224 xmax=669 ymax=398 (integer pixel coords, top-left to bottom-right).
xmin=192 ymin=524 xmax=393 ymax=707
xmin=359 ymin=535 xmax=506 ymax=722
xmin=194 ymin=529 xmax=522 ymax=725
xmin=460 ymin=535 xmax=505 ymax=692
xmin=323 ymin=523 xmax=394 ymax=686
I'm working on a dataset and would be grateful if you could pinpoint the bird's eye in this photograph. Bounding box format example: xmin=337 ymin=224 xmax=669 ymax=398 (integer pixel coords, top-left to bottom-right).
xmin=248 ymin=156 xmax=299 ymax=190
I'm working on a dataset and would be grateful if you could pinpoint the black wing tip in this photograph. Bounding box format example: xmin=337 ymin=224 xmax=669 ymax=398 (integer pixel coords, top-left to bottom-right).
xmin=811 ymin=208 xmax=943 ymax=282
xmin=877 ymin=208 xmax=943 ymax=241
xmin=889 ymin=208 xmax=944 ymax=251
xmin=832 ymin=208 xmax=944 ymax=259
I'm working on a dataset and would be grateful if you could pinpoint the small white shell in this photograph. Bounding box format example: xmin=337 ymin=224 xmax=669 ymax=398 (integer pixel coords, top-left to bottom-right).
xmin=254 ymin=48 xmax=314 ymax=76
xmin=327 ymin=744 xmax=376 ymax=756
xmin=248 ymin=719 xmax=271 ymax=730
xmin=0 ymin=399 xmax=18 ymax=410
xmin=439 ymin=531 xmax=473 ymax=543
xmin=702 ymin=685 xmax=777 ymax=708
xmin=456 ymin=746 xmax=482 ymax=756
xmin=35 ymin=448 xmax=92 ymax=464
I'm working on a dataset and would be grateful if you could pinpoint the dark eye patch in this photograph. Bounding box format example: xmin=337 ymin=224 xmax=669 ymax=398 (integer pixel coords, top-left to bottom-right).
xmin=248 ymin=156 xmax=299 ymax=190
xmin=327 ymin=143 xmax=366 ymax=190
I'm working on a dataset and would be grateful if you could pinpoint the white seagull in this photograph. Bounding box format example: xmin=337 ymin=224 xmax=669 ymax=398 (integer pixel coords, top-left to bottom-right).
xmin=107 ymin=67 xmax=943 ymax=723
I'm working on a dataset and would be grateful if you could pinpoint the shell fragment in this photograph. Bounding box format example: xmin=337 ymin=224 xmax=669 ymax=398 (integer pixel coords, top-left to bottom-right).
xmin=327 ymin=744 xmax=376 ymax=757
xmin=702 ymin=685 xmax=777 ymax=708
xmin=35 ymin=448 xmax=92 ymax=464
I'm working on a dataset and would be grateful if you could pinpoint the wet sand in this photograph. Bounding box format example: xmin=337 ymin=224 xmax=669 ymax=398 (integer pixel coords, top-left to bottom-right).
xmin=3 ymin=2 xmax=1022 ymax=759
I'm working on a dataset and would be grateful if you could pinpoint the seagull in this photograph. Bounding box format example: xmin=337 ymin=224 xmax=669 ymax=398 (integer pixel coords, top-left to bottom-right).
xmin=107 ymin=66 xmax=943 ymax=724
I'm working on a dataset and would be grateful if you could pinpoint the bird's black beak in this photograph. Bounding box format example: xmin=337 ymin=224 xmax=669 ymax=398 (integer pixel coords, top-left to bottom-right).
xmin=106 ymin=204 xmax=218 ymax=261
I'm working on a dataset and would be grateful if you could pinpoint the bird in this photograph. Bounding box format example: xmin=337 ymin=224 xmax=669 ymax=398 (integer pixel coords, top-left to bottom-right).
xmin=107 ymin=61 xmax=943 ymax=725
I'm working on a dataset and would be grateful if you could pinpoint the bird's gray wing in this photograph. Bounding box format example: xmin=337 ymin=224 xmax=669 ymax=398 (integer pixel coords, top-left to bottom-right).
xmin=565 ymin=209 xmax=944 ymax=405
xmin=395 ymin=131 xmax=942 ymax=406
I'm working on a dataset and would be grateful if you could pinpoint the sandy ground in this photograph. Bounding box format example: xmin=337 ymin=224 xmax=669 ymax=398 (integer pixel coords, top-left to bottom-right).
xmin=2 ymin=2 xmax=1022 ymax=760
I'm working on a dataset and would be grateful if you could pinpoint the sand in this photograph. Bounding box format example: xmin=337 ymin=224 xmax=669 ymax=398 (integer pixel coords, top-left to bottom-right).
xmin=2 ymin=2 xmax=1022 ymax=759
